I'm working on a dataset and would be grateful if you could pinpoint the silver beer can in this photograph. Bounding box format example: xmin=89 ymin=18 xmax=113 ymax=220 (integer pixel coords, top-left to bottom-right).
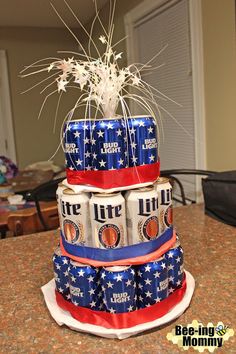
xmin=89 ymin=192 xmax=127 ymax=249
xmin=61 ymin=188 xmax=91 ymax=246
xmin=155 ymin=177 xmax=173 ymax=233
xmin=125 ymin=186 xmax=159 ymax=245
xmin=56 ymin=182 xmax=66 ymax=231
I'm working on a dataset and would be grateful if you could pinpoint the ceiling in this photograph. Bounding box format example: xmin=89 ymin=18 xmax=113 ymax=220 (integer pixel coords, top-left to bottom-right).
xmin=0 ymin=0 xmax=108 ymax=28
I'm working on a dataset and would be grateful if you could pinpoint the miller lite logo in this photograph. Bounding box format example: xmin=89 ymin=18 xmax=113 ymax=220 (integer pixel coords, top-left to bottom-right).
xmin=164 ymin=206 xmax=173 ymax=227
xmin=143 ymin=216 xmax=159 ymax=240
xmin=93 ymin=203 xmax=122 ymax=223
xmin=63 ymin=220 xmax=81 ymax=244
xmin=138 ymin=197 xmax=158 ymax=217
xmin=98 ymin=224 xmax=121 ymax=249
xmin=61 ymin=200 xmax=81 ymax=217
xmin=160 ymin=188 xmax=172 ymax=206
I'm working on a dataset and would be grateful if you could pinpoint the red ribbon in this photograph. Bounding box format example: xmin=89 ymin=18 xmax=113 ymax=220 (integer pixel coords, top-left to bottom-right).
xmin=66 ymin=162 xmax=160 ymax=188
xmin=60 ymin=230 xmax=176 ymax=267
xmin=56 ymin=275 xmax=186 ymax=329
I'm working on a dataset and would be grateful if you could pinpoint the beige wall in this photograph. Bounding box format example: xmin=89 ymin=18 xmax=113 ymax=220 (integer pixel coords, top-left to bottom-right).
xmin=0 ymin=27 xmax=79 ymax=168
xmin=201 ymin=0 xmax=236 ymax=171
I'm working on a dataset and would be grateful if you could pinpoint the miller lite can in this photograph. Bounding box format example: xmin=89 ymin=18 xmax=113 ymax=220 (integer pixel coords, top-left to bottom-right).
xmin=61 ymin=188 xmax=91 ymax=246
xmin=155 ymin=177 xmax=173 ymax=233
xmin=136 ymin=256 xmax=168 ymax=308
xmin=101 ymin=266 xmax=137 ymax=313
xmin=56 ymin=182 xmax=66 ymax=231
xmin=69 ymin=260 xmax=102 ymax=310
xmin=52 ymin=246 xmax=70 ymax=299
xmin=125 ymin=187 xmax=159 ymax=245
xmin=165 ymin=240 xmax=184 ymax=293
xmin=89 ymin=192 xmax=127 ymax=249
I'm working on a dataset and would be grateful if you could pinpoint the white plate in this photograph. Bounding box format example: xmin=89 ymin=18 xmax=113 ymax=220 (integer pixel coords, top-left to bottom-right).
xmin=41 ymin=271 xmax=195 ymax=339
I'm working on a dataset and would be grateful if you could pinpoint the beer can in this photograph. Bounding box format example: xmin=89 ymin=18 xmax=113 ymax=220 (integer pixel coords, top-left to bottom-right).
xmin=155 ymin=177 xmax=173 ymax=233
xmin=56 ymin=182 xmax=66 ymax=231
xmin=136 ymin=257 xmax=168 ymax=308
xmin=127 ymin=116 xmax=158 ymax=167
xmin=89 ymin=192 xmax=127 ymax=249
xmin=125 ymin=187 xmax=159 ymax=244
xmin=165 ymin=240 xmax=184 ymax=293
xmin=61 ymin=188 xmax=91 ymax=246
xmin=91 ymin=117 xmax=128 ymax=171
xmin=63 ymin=119 xmax=92 ymax=171
xmin=101 ymin=266 xmax=137 ymax=313
xmin=69 ymin=260 xmax=102 ymax=310
xmin=52 ymin=246 xmax=70 ymax=299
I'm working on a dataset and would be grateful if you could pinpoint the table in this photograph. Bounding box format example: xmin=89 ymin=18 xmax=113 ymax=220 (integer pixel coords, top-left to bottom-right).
xmin=0 ymin=204 xmax=235 ymax=353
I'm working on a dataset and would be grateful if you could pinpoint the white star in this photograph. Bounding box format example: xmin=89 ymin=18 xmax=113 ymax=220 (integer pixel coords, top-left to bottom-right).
xmin=85 ymin=151 xmax=91 ymax=158
xmin=62 ymin=259 xmax=69 ymax=265
xmin=99 ymin=159 xmax=106 ymax=167
xmin=58 ymin=287 xmax=64 ymax=293
xmin=88 ymin=288 xmax=96 ymax=295
xmin=107 ymin=122 xmax=113 ymax=129
xmin=63 ymin=270 xmax=69 ymax=277
xmin=109 ymin=307 xmax=116 ymax=314
xmin=76 ymin=158 xmax=83 ymax=166
xmin=84 ymin=137 xmax=90 ymax=144
xmin=107 ymin=281 xmax=114 ymax=288
xmin=137 ymin=270 xmax=142 ymax=277
xmin=92 ymin=152 xmax=97 ymax=160
xmin=91 ymin=138 xmax=96 ymax=145
xmin=169 ymin=276 xmax=174 ymax=282
xmin=90 ymin=301 xmax=96 ymax=308
xmin=98 ymin=291 xmax=102 ymax=298
xmin=176 ymin=280 xmax=182 ymax=286
xmin=56 ymin=264 xmax=61 ymax=270
xmin=131 ymin=156 xmax=138 ymax=163
xmin=71 ymin=275 xmax=76 ymax=282
xmin=85 ymin=165 xmax=92 ymax=171
xmin=138 ymin=121 xmax=145 ymax=127
xmin=145 ymin=303 xmax=151 ymax=308
xmin=169 ymin=287 xmax=175 ymax=294
xmin=138 ymin=283 xmax=143 ymax=289
xmin=129 ymin=127 xmax=136 ymax=134
xmin=88 ymin=275 xmax=94 ymax=282
xmin=66 ymin=124 xmax=71 ymax=132
xmin=97 ymin=130 xmax=104 ymax=138
xmin=78 ymin=269 xmax=85 ymax=277
xmin=73 ymin=131 xmax=81 ymax=138
xmin=69 ymin=166 xmax=74 ymax=171
xmin=57 ymin=79 xmax=68 ymax=92
xmin=130 ymin=142 xmax=137 ymax=149
xmin=72 ymin=300 xmax=78 ymax=306
xmin=155 ymin=297 xmax=161 ymax=303
xmin=176 ymin=256 xmax=181 ymax=263
xmin=167 ymin=251 xmax=174 ymax=258
xmin=125 ymin=279 xmax=132 ymax=286
xmin=65 ymin=282 xmax=70 ymax=289
xmin=148 ymin=126 xmax=154 ymax=134
xmin=144 ymin=278 xmax=152 ymax=285
xmin=83 ymin=124 xmax=89 ymax=130
xmin=128 ymin=305 xmax=133 ymax=312
xmin=145 ymin=290 xmax=152 ymax=298
xmin=115 ymin=274 xmax=123 ymax=282
xmin=130 ymin=269 xmax=135 ymax=275
xmin=144 ymin=265 xmax=151 ymax=272
xmin=161 ymin=262 xmax=166 ymax=269
xmin=101 ymin=272 xmax=106 ymax=279
xmin=116 ymin=129 xmax=122 ymax=136
xmin=168 ymin=264 xmax=174 ymax=271
xmin=139 ymin=295 xmax=143 ymax=302
xmin=118 ymin=158 xmax=124 ymax=166
xmin=154 ymin=271 xmax=160 ymax=278
xmin=66 ymin=294 xmax=71 ymax=300
xmin=149 ymin=154 xmax=155 ymax=162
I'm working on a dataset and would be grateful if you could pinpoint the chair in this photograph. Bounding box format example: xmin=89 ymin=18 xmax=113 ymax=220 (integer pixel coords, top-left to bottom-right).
xmin=160 ymin=169 xmax=216 ymax=205
xmin=26 ymin=177 xmax=64 ymax=231
xmin=7 ymin=203 xmax=59 ymax=236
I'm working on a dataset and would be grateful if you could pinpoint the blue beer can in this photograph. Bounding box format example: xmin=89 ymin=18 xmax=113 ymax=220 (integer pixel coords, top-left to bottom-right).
xmin=136 ymin=256 xmax=168 ymax=309
xmin=101 ymin=266 xmax=137 ymax=313
xmin=127 ymin=116 xmax=158 ymax=167
xmin=63 ymin=120 xmax=92 ymax=171
xmin=52 ymin=246 xmax=70 ymax=299
xmin=165 ymin=240 xmax=184 ymax=293
xmin=91 ymin=118 xmax=128 ymax=171
xmin=68 ymin=261 xmax=102 ymax=310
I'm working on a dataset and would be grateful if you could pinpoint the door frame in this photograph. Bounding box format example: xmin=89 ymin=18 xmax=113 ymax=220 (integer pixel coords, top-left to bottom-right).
xmin=124 ymin=0 xmax=207 ymax=200
xmin=0 ymin=50 xmax=17 ymax=163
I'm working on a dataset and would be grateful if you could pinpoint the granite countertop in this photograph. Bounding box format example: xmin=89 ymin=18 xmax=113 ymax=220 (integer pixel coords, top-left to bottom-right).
xmin=0 ymin=204 xmax=235 ymax=353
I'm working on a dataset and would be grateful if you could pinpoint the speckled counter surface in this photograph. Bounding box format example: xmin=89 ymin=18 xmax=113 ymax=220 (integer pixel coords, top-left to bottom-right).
xmin=0 ymin=204 xmax=235 ymax=353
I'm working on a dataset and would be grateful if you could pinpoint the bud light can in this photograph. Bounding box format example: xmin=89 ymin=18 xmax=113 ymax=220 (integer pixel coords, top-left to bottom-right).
xmin=125 ymin=187 xmax=159 ymax=244
xmin=89 ymin=192 xmax=127 ymax=249
xmin=63 ymin=119 xmax=92 ymax=171
xmin=165 ymin=240 xmax=184 ymax=293
xmin=91 ymin=117 xmax=128 ymax=171
xmin=101 ymin=266 xmax=137 ymax=313
xmin=52 ymin=246 xmax=70 ymax=299
xmin=136 ymin=257 xmax=168 ymax=308
xmin=56 ymin=182 xmax=66 ymax=231
xmin=155 ymin=177 xmax=173 ymax=234
xmin=69 ymin=261 xmax=102 ymax=310
xmin=127 ymin=116 xmax=158 ymax=167
xmin=61 ymin=188 xmax=91 ymax=246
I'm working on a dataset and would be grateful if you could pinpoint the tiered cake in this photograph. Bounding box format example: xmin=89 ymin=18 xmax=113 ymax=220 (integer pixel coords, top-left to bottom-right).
xmin=44 ymin=115 xmax=194 ymax=338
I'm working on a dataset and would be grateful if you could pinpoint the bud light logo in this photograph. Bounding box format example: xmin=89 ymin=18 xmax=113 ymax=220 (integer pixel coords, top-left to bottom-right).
xmin=164 ymin=206 xmax=173 ymax=227
xmin=98 ymin=224 xmax=121 ymax=248
xmin=63 ymin=220 xmax=80 ymax=244
xmin=143 ymin=216 xmax=159 ymax=240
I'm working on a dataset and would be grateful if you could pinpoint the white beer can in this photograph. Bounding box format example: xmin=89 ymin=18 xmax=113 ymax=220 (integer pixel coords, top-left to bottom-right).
xmin=125 ymin=186 xmax=159 ymax=245
xmin=89 ymin=192 xmax=127 ymax=249
xmin=61 ymin=188 xmax=91 ymax=246
xmin=155 ymin=177 xmax=173 ymax=234
xmin=56 ymin=182 xmax=66 ymax=230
